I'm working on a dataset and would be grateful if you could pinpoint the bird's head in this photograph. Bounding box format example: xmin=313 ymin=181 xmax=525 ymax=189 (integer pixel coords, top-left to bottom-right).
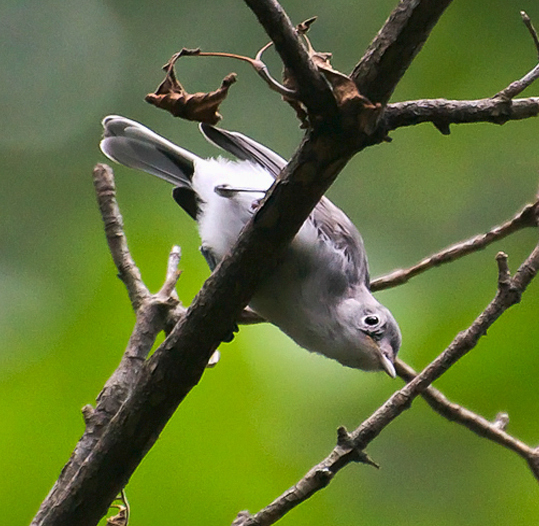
xmin=336 ymin=296 xmax=401 ymax=377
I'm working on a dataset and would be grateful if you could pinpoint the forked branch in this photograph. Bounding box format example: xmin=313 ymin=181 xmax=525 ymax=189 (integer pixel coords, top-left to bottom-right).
xmin=495 ymin=11 xmax=539 ymax=100
xmin=384 ymin=11 xmax=539 ymax=135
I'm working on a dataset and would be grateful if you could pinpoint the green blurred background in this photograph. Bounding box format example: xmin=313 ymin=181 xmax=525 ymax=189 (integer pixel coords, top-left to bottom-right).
xmin=2 ymin=0 xmax=539 ymax=524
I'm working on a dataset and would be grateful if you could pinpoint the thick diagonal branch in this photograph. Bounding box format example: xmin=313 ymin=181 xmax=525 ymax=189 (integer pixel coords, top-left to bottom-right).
xmin=32 ymin=127 xmax=356 ymax=526
xmin=33 ymin=1 xmax=530 ymax=525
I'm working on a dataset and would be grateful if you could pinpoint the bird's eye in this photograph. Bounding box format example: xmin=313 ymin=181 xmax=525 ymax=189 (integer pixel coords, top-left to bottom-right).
xmin=364 ymin=315 xmax=380 ymax=327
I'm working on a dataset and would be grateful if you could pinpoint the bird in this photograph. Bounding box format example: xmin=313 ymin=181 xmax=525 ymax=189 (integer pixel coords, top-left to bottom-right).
xmin=100 ymin=115 xmax=401 ymax=377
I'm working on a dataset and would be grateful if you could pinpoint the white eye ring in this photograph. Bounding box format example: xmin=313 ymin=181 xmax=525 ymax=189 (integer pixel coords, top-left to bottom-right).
xmin=364 ymin=315 xmax=380 ymax=327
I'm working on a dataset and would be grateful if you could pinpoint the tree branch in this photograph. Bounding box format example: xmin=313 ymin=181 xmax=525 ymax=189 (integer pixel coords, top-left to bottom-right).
xmin=351 ymin=0 xmax=454 ymax=105
xmin=495 ymin=11 xmax=539 ymax=100
xmin=32 ymin=2 xmax=539 ymax=525
xmin=33 ymin=64 xmax=360 ymax=526
xmin=90 ymin=165 xmax=186 ymax=414
xmin=394 ymin=359 xmax=539 ymax=483
xmin=233 ymin=237 xmax=539 ymax=526
xmin=381 ymin=10 xmax=539 ymax=134
xmin=32 ymin=165 xmax=186 ymax=526
xmin=93 ymin=164 xmax=150 ymax=311
xmin=371 ymin=197 xmax=539 ymax=291
xmin=241 ymin=0 xmax=337 ymax=119
xmin=383 ymin=97 xmax=539 ymax=134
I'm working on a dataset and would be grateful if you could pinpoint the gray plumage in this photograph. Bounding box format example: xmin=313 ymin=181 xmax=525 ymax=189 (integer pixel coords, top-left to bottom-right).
xmin=100 ymin=116 xmax=401 ymax=377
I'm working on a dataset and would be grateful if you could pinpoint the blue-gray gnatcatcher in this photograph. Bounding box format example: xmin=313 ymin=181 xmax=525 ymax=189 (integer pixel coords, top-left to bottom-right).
xmin=100 ymin=116 xmax=401 ymax=377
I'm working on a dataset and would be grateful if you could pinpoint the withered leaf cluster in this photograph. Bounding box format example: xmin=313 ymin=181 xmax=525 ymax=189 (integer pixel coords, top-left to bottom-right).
xmin=145 ymin=20 xmax=381 ymax=133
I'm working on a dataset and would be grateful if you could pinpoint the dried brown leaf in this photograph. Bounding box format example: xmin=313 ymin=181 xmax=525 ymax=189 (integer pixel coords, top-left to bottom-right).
xmin=283 ymin=36 xmax=382 ymax=131
xmin=145 ymin=52 xmax=237 ymax=125
xmin=282 ymin=62 xmax=312 ymax=128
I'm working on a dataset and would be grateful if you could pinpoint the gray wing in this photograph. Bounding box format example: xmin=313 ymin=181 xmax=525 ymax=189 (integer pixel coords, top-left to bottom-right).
xmin=310 ymin=199 xmax=369 ymax=286
xmin=199 ymin=123 xmax=286 ymax=177
xmin=199 ymin=124 xmax=370 ymax=286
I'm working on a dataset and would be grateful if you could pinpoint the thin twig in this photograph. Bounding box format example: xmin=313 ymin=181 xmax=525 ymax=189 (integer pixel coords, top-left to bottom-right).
xmin=494 ymin=12 xmax=539 ymax=99
xmin=394 ymin=359 xmax=539 ymax=482
xmin=520 ymin=11 xmax=539 ymax=57
xmin=496 ymin=251 xmax=512 ymax=288
xmin=158 ymin=245 xmax=182 ymax=299
xmin=106 ymin=490 xmax=130 ymax=526
xmin=521 ymin=11 xmax=539 ymax=56
xmin=93 ymin=164 xmax=150 ymax=311
xmin=242 ymin=0 xmax=338 ymax=119
xmin=182 ymin=49 xmax=298 ymax=98
xmin=233 ymin=240 xmax=539 ymax=526
xmin=238 ymin=306 xmax=266 ymax=325
xmin=371 ymin=200 xmax=539 ymax=291
xmin=495 ymin=65 xmax=539 ymax=100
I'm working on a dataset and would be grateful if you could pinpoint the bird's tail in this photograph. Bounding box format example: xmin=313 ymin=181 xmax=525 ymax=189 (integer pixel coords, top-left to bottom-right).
xmin=100 ymin=115 xmax=198 ymax=187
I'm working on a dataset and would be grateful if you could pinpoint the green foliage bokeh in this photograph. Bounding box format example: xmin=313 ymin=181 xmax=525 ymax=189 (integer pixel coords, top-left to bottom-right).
xmin=1 ymin=1 xmax=538 ymax=524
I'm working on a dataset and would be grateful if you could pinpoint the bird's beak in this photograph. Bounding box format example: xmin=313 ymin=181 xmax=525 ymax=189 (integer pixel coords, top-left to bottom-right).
xmin=365 ymin=335 xmax=397 ymax=378
xmin=379 ymin=352 xmax=396 ymax=378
